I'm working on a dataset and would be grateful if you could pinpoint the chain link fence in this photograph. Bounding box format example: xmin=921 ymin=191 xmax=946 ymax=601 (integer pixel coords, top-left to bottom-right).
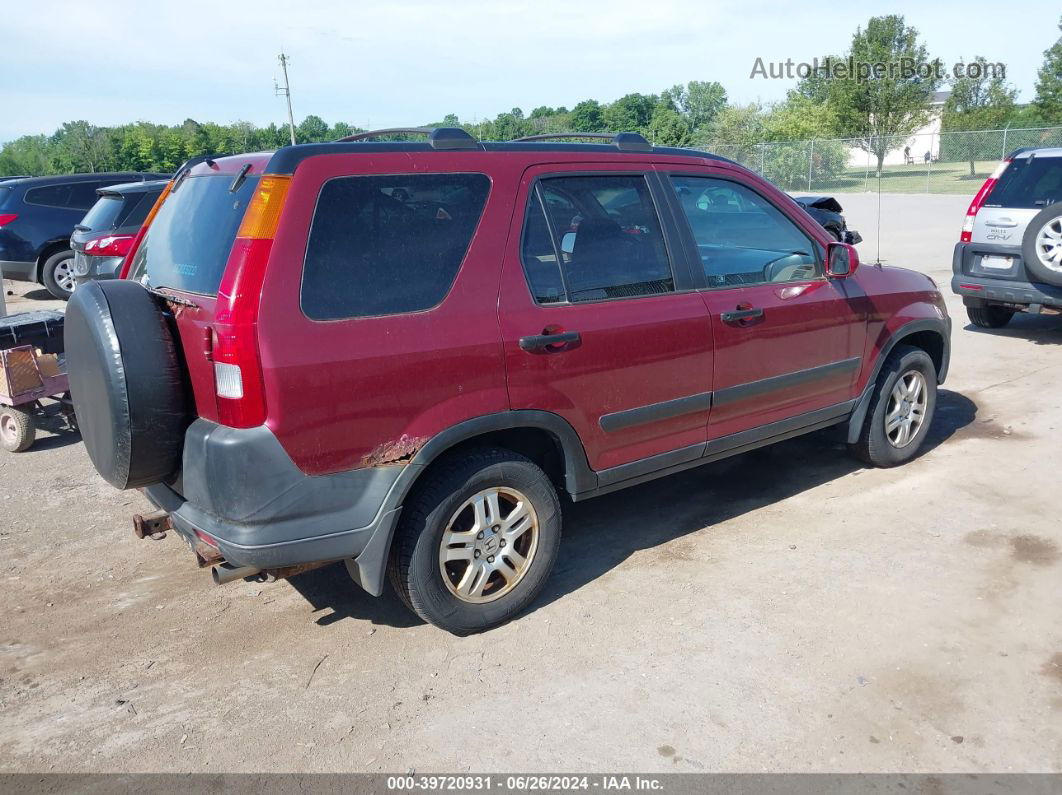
xmin=707 ymin=126 xmax=1062 ymax=196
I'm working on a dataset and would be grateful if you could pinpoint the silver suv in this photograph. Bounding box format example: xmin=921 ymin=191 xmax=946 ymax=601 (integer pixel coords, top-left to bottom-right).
xmin=952 ymin=147 xmax=1062 ymax=328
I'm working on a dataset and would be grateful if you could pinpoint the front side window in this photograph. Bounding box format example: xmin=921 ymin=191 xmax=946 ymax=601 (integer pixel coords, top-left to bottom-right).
xmin=671 ymin=176 xmax=819 ymax=287
xmin=520 ymin=174 xmax=673 ymax=304
xmin=301 ymin=173 xmax=491 ymax=320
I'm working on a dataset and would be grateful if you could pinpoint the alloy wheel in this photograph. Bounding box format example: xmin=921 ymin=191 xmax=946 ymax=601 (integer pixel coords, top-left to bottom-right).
xmin=885 ymin=370 xmax=928 ymax=448
xmin=438 ymin=486 xmax=539 ymax=603
xmin=54 ymin=257 xmax=77 ymax=293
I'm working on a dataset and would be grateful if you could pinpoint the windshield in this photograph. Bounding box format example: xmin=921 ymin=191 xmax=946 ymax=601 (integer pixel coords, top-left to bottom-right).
xmin=130 ymin=175 xmax=258 ymax=295
xmin=78 ymin=195 xmax=124 ymax=232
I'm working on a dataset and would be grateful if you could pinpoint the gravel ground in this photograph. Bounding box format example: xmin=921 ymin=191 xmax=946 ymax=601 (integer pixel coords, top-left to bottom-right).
xmin=0 ymin=194 xmax=1059 ymax=773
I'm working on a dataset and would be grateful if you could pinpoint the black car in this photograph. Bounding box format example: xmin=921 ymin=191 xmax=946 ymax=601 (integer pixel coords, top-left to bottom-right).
xmin=0 ymin=172 xmax=168 ymax=299
xmin=70 ymin=180 xmax=168 ymax=289
xmin=792 ymin=195 xmax=862 ymax=244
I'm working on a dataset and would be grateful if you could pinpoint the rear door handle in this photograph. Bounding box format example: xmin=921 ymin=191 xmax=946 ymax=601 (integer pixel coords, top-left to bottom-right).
xmin=720 ymin=308 xmax=764 ymax=324
xmin=519 ymin=331 xmax=581 ymax=352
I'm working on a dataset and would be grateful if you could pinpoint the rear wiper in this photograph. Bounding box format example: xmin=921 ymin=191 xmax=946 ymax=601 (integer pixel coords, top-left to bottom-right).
xmin=73 ymin=224 xmax=90 ymax=232
xmin=229 ymin=163 xmax=252 ymax=193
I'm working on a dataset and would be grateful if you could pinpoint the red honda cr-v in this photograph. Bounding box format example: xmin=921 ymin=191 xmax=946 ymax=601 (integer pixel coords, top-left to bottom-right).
xmin=66 ymin=128 xmax=950 ymax=634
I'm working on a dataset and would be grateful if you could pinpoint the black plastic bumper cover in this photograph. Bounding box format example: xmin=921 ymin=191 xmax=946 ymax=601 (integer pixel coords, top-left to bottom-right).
xmin=142 ymin=419 xmax=409 ymax=594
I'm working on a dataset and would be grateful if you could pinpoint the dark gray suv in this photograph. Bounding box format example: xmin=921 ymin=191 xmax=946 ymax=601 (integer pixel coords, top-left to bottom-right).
xmin=952 ymin=147 xmax=1062 ymax=328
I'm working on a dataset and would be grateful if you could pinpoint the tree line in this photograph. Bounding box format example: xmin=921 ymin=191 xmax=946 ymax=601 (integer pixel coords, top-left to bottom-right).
xmin=1 ymin=13 xmax=1059 ymax=183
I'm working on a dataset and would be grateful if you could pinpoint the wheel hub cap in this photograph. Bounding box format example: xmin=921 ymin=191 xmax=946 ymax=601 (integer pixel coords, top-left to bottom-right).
xmin=439 ymin=487 xmax=539 ymax=604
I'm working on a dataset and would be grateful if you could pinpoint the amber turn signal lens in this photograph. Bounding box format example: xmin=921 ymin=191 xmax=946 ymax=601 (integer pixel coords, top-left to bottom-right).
xmin=237 ymin=175 xmax=292 ymax=239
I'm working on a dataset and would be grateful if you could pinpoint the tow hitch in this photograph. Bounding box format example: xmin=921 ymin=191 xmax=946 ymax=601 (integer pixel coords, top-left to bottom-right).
xmin=132 ymin=510 xmax=171 ymax=540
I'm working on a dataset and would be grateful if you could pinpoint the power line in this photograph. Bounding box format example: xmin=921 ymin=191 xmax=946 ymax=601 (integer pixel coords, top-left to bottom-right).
xmin=274 ymin=51 xmax=297 ymax=146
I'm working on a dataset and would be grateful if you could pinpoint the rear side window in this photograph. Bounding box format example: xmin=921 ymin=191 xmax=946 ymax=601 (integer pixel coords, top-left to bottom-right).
xmin=301 ymin=174 xmax=491 ymax=320
xmin=25 ymin=184 xmax=73 ymax=208
xmin=132 ymin=175 xmax=259 ymax=295
xmin=78 ymin=195 xmax=124 ymax=232
xmin=520 ymin=175 xmax=673 ymax=304
xmin=987 ymin=157 xmax=1062 ymax=209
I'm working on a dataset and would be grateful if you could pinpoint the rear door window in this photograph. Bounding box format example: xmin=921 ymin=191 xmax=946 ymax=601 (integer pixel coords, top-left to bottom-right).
xmin=520 ymin=174 xmax=674 ymax=304
xmin=987 ymin=157 xmax=1062 ymax=209
xmin=301 ymin=173 xmax=491 ymax=320
xmin=131 ymin=175 xmax=259 ymax=295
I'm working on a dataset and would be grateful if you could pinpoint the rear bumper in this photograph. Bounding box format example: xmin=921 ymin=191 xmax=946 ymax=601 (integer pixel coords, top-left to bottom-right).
xmin=142 ymin=419 xmax=413 ymax=594
xmin=951 ymin=241 xmax=1062 ymax=309
xmin=0 ymin=260 xmax=35 ymax=282
xmin=73 ymin=254 xmax=123 ymax=286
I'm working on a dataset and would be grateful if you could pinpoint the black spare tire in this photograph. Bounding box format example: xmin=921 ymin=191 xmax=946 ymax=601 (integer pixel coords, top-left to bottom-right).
xmin=1021 ymin=202 xmax=1062 ymax=287
xmin=66 ymin=280 xmax=190 ymax=489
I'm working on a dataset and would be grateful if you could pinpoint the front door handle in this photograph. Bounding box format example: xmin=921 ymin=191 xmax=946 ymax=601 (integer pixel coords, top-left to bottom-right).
xmin=519 ymin=330 xmax=581 ymax=352
xmin=720 ymin=307 xmax=764 ymax=324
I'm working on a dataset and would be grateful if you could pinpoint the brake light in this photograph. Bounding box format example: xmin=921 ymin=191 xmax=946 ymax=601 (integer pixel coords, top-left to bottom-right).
xmin=961 ymin=160 xmax=1008 ymax=243
xmin=0 ymin=213 xmax=17 ymax=226
xmin=212 ymin=175 xmax=291 ymax=428
xmin=84 ymin=234 xmax=135 ymax=258
xmin=118 ymin=181 xmax=173 ymax=279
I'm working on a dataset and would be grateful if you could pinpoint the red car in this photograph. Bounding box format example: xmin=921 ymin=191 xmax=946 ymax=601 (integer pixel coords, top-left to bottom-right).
xmin=66 ymin=129 xmax=950 ymax=634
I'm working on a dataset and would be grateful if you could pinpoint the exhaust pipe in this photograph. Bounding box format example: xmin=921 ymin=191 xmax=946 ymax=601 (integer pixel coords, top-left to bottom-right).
xmin=211 ymin=562 xmax=262 ymax=585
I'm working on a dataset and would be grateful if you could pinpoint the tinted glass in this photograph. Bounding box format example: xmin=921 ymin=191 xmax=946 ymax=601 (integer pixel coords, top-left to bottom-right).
xmin=131 ymin=175 xmax=258 ymax=295
xmin=671 ymin=176 xmax=818 ymax=287
xmin=78 ymin=195 xmax=124 ymax=232
xmin=987 ymin=157 xmax=1062 ymax=209
xmin=68 ymin=181 xmax=105 ymax=210
xmin=121 ymin=191 xmax=161 ymax=228
xmin=25 ymin=184 xmax=73 ymax=208
xmin=302 ymin=173 xmax=491 ymax=320
xmin=520 ymin=175 xmax=673 ymax=304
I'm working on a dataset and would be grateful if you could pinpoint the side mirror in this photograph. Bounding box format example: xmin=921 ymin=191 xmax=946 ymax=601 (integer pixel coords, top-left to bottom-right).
xmin=827 ymin=241 xmax=859 ymax=278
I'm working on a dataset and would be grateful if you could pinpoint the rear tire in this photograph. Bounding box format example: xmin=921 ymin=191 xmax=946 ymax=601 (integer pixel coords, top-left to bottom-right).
xmin=42 ymin=250 xmax=76 ymax=300
xmin=967 ymin=305 xmax=1013 ymax=329
xmin=850 ymin=345 xmax=937 ymax=468
xmin=0 ymin=407 xmax=36 ymax=453
xmin=388 ymin=447 xmax=562 ymax=634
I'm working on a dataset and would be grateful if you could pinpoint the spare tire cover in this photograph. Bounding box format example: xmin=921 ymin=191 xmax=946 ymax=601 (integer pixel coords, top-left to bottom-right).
xmin=1021 ymin=202 xmax=1062 ymax=288
xmin=66 ymin=280 xmax=190 ymax=489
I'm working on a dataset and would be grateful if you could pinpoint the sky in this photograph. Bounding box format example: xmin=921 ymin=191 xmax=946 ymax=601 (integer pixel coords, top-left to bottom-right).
xmin=2 ymin=0 xmax=1059 ymax=143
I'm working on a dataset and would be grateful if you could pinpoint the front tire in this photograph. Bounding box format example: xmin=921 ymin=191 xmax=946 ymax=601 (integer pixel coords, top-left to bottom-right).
xmin=388 ymin=447 xmax=562 ymax=634
xmin=850 ymin=345 xmax=937 ymax=468
xmin=42 ymin=250 xmax=76 ymax=300
xmin=967 ymin=305 xmax=1013 ymax=329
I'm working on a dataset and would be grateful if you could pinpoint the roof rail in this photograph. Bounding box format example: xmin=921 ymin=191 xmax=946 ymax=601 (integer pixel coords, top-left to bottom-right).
xmin=511 ymin=132 xmax=653 ymax=153
xmin=334 ymin=127 xmax=479 ymax=150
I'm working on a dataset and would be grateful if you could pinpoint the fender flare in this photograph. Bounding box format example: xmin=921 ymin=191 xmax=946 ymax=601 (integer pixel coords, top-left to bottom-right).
xmin=846 ymin=317 xmax=951 ymax=444
xmin=346 ymin=410 xmax=595 ymax=596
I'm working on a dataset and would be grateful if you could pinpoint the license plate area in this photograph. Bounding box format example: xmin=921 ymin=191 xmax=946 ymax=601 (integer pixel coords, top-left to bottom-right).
xmin=981 ymin=255 xmax=1013 ymax=270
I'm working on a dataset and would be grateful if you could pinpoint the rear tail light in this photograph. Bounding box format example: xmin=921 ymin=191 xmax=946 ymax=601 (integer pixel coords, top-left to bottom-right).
xmin=118 ymin=181 xmax=173 ymax=279
xmin=212 ymin=175 xmax=292 ymax=428
xmin=0 ymin=213 xmax=17 ymax=226
xmin=960 ymin=160 xmax=1008 ymax=243
xmin=84 ymin=234 xmax=135 ymax=258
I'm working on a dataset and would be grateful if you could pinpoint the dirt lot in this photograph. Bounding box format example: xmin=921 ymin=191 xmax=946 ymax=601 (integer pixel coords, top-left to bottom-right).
xmin=1 ymin=194 xmax=1060 ymax=774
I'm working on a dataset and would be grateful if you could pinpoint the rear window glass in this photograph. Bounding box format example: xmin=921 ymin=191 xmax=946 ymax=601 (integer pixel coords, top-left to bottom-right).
xmin=987 ymin=157 xmax=1062 ymax=209
xmin=301 ymin=173 xmax=491 ymax=320
xmin=132 ymin=175 xmax=258 ymax=295
xmin=122 ymin=191 xmax=161 ymax=228
xmin=78 ymin=195 xmax=124 ymax=232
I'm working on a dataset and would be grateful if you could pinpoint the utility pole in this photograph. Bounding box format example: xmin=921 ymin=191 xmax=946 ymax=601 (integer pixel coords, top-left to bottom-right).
xmin=274 ymin=51 xmax=297 ymax=146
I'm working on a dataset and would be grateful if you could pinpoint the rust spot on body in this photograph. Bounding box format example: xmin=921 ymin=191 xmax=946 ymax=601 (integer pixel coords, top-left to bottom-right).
xmin=362 ymin=434 xmax=426 ymax=467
